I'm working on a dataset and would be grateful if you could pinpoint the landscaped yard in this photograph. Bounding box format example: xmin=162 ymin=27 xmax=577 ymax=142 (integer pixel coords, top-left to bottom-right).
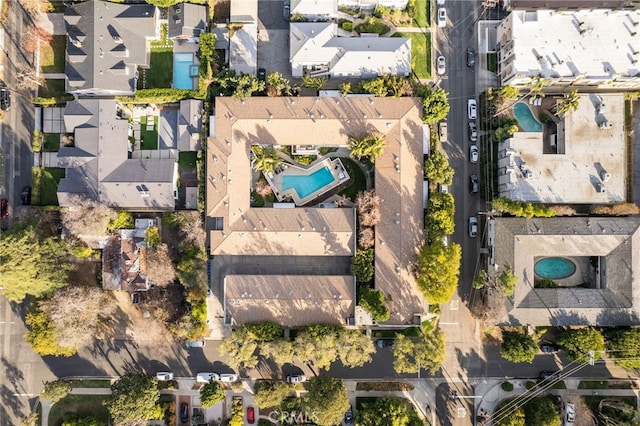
xmin=179 ymin=151 xmax=198 ymax=168
xmin=336 ymin=157 xmax=367 ymax=201
xmin=393 ymin=32 xmax=430 ymax=79
xmin=39 ymin=79 xmax=66 ymax=98
xmin=48 ymin=394 xmax=110 ymax=426
xmin=32 ymin=167 xmax=65 ymax=206
xmin=414 ymin=0 xmax=429 ymax=27
xmin=40 ymin=35 xmax=66 ymax=73
xmin=487 ymin=53 xmax=498 ymax=73
xmin=140 ymin=115 xmax=159 ymax=150
xmin=43 ymin=133 xmax=60 ymax=152
xmin=141 ymin=48 xmax=173 ymax=89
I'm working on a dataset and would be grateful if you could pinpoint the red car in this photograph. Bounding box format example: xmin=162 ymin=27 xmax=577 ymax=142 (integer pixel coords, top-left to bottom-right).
xmin=0 ymin=199 xmax=7 ymax=218
xmin=247 ymin=406 xmax=255 ymax=424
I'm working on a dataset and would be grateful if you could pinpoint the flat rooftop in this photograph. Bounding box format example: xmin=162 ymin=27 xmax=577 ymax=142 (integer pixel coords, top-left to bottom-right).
xmin=498 ymin=94 xmax=625 ymax=203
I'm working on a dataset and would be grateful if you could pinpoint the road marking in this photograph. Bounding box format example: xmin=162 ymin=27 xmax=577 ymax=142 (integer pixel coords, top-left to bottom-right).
xmin=439 ymin=322 xmax=459 ymax=325
xmin=12 ymin=393 xmax=34 ymax=397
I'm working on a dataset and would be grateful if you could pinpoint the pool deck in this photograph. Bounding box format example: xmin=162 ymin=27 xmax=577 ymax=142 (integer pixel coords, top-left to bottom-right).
xmin=266 ymin=157 xmax=350 ymax=205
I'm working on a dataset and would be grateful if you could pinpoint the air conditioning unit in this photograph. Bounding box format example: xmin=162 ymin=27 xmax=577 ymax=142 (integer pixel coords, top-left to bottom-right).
xmin=599 ymin=121 xmax=612 ymax=129
xmin=600 ymin=171 xmax=611 ymax=181
xmin=523 ymin=169 xmax=533 ymax=178
xmin=596 ymin=183 xmax=605 ymax=193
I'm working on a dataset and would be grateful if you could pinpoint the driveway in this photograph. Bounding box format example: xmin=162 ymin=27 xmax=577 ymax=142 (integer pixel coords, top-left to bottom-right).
xmin=257 ymin=0 xmax=291 ymax=78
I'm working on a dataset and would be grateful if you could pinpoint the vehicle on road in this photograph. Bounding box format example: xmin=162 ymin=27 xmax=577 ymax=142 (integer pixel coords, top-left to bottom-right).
xmin=21 ymin=186 xmax=31 ymax=205
xmin=283 ymin=0 xmax=290 ymax=19
xmin=564 ymin=403 xmax=575 ymax=425
xmin=468 ymin=122 xmax=477 ymax=142
xmin=469 ymin=144 xmax=479 ymax=163
xmin=540 ymin=344 xmax=560 ymax=353
xmin=467 ymin=99 xmax=477 ymax=120
xmin=467 ymin=48 xmax=476 ymax=67
xmin=0 ymin=81 xmax=10 ymax=111
xmin=156 ymin=372 xmax=173 ymax=381
xmin=540 ymin=371 xmax=560 ymax=381
xmin=439 ymin=121 xmax=448 ymax=142
xmin=436 ymin=56 xmax=446 ymax=75
xmin=437 ymin=8 xmax=446 ymax=27
xmin=0 ymin=199 xmax=7 ymax=218
xmin=219 ymin=373 xmax=238 ymax=382
xmin=185 ymin=340 xmax=205 ymax=348
xmin=180 ymin=402 xmax=189 ymax=424
xmin=468 ymin=216 xmax=478 ymax=238
xmin=376 ymin=339 xmax=395 ymax=348
xmin=247 ymin=406 xmax=256 ymax=424
xmin=287 ymin=374 xmax=307 ymax=383
xmin=258 ymin=68 xmax=266 ymax=82
xmin=196 ymin=372 xmax=220 ymax=383
xmin=344 ymin=406 xmax=354 ymax=424
xmin=469 ymin=174 xmax=479 ymax=193
xmin=437 ymin=0 xmax=445 ymax=4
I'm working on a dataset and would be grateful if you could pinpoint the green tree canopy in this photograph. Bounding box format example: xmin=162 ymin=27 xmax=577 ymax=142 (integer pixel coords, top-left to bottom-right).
xmin=61 ymin=413 xmax=103 ymax=426
xmin=303 ymin=376 xmax=350 ymax=426
xmin=218 ymin=328 xmax=259 ymax=369
xmin=358 ymin=287 xmax=390 ymax=323
xmin=252 ymin=146 xmax=282 ymax=174
xmin=233 ymin=73 xmax=265 ymax=99
xmin=253 ymin=381 xmax=292 ymax=409
xmin=361 ymin=78 xmax=388 ymax=97
xmin=200 ymin=381 xmax=226 ymax=408
xmin=348 ymin=133 xmax=386 ymax=163
xmin=336 ymin=329 xmax=376 ymax=368
xmin=41 ymin=380 xmax=72 ymax=403
xmin=243 ymin=322 xmax=283 ymax=341
xmin=493 ymin=399 xmax=526 ymax=426
xmin=492 ymin=197 xmax=554 ymax=218
xmin=25 ymin=307 xmax=76 ymax=357
xmin=422 ymin=88 xmax=450 ymax=124
xmin=424 ymin=151 xmax=454 ymax=186
xmin=358 ymin=397 xmax=423 ymax=426
xmin=266 ymin=71 xmax=293 ymax=96
xmin=606 ymin=328 xmax=640 ymax=369
xmin=415 ymin=241 xmax=461 ymax=305
xmin=392 ymin=324 xmax=446 ymax=374
xmin=557 ymin=89 xmax=580 ymax=115
xmin=103 ymin=374 xmax=160 ymax=424
xmin=498 ymin=264 xmax=518 ymax=297
xmin=523 ymin=397 xmax=561 ymax=426
xmin=351 ymin=248 xmax=375 ymax=283
xmin=426 ymin=192 xmax=455 ymax=240
xmin=0 ymin=224 xmax=71 ymax=302
xmin=500 ymin=331 xmax=538 ymax=364
xmin=557 ymin=328 xmax=605 ymax=362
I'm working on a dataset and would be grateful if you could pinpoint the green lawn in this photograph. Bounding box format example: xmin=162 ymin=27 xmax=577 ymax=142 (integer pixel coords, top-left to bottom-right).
xmin=487 ymin=53 xmax=498 ymax=73
xmin=48 ymin=394 xmax=110 ymax=426
xmin=40 ymin=35 xmax=66 ymax=73
xmin=393 ymin=32 xmax=431 ymax=79
xmin=143 ymin=49 xmax=173 ymax=89
xmin=578 ymin=380 xmax=609 ymax=390
xmin=32 ymin=167 xmax=65 ymax=206
xmin=39 ymin=79 xmax=66 ymax=98
xmin=68 ymin=379 xmax=111 ymax=388
xmin=414 ymin=0 xmax=429 ymax=27
xmin=43 ymin=133 xmax=60 ymax=152
xmin=336 ymin=157 xmax=368 ymax=201
xmin=140 ymin=116 xmax=159 ymax=150
xmin=179 ymin=151 xmax=198 ymax=168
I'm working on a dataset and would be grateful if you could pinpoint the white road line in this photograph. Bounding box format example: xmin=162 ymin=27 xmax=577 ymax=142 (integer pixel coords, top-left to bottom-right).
xmin=3 ymin=298 xmax=11 ymax=358
xmin=11 ymin=393 xmax=34 ymax=397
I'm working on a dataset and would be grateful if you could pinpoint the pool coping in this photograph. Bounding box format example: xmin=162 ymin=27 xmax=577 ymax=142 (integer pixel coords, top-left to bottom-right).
xmin=173 ymin=52 xmax=199 ymax=90
xmin=513 ymin=101 xmax=543 ymax=133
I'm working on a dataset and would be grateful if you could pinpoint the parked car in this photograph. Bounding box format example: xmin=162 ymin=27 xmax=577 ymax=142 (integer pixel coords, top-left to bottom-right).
xmin=20 ymin=186 xmax=31 ymax=205
xmin=185 ymin=340 xmax=205 ymax=348
xmin=467 ymin=99 xmax=477 ymax=120
xmin=219 ymin=373 xmax=238 ymax=382
xmin=258 ymin=68 xmax=267 ymax=82
xmin=283 ymin=0 xmax=290 ymax=19
xmin=436 ymin=56 xmax=446 ymax=75
xmin=0 ymin=81 xmax=10 ymax=111
xmin=156 ymin=372 xmax=174 ymax=381
xmin=439 ymin=121 xmax=448 ymax=142
xmin=344 ymin=406 xmax=354 ymax=424
xmin=287 ymin=374 xmax=307 ymax=383
xmin=565 ymin=403 xmax=575 ymax=425
xmin=467 ymin=48 xmax=476 ymax=67
xmin=196 ymin=372 xmax=220 ymax=383
xmin=180 ymin=402 xmax=189 ymax=424
xmin=468 ymin=122 xmax=477 ymax=142
xmin=469 ymin=174 xmax=479 ymax=193
xmin=540 ymin=371 xmax=559 ymax=381
xmin=0 ymin=198 xmax=7 ymax=218
xmin=437 ymin=8 xmax=447 ymax=27
xmin=437 ymin=0 xmax=445 ymax=4
xmin=540 ymin=344 xmax=559 ymax=353
xmin=468 ymin=216 xmax=478 ymax=238
xmin=247 ymin=406 xmax=256 ymax=424
xmin=469 ymin=144 xmax=479 ymax=163
xmin=376 ymin=339 xmax=395 ymax=348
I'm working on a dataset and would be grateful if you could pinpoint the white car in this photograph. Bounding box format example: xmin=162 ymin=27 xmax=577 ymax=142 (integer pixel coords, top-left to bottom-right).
xmin=287 ymin=374 xmax=307 ymax=383
xmin=467 ymin=99 xmax=477 ymax=120
xmin=156 ymin=372 xmax=174 ymax=381
xmin=439 ymin=121 xmax=448 ymax=142
xmin=437 ymin=8 xmax=446 ymax=28
xmin=196 ymin=372 xmax=220 ymax=383
xmin=436 ymin=56 xmax=446 ymax=75
xmin=437 ymin=0 xmax=445 ymax=4
xmin=219 ymin=373 xmax=238 ymax=382
xmin=468 ymin=217 xmax=478 ymax=238
xmin=468 ymin=122 xmax=477 ymax=142
xmin=469 ymin=144 xmax=479 ymax=163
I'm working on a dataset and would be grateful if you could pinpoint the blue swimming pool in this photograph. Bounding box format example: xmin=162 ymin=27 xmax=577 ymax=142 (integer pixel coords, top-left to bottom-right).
xmin=281 ymin=166 xmax=335 ymax=199
xmin=535 ymin=257 xmax=576 ymax=280
xmin=514 ymin=102 xmax=543 ymax=132
xmin=174 ymin=53 xmax=195 ymax=89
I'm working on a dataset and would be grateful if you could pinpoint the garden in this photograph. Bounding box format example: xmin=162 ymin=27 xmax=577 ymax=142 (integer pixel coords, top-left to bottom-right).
xmin=393 ymin=32 xmax=431 ymax=80
xmin=31 ymin=166 xmax=65 ymax=206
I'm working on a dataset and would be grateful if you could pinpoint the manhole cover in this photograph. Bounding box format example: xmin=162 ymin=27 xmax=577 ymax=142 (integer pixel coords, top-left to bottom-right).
xmin=457 ymin=407 xmax=467 ymax=418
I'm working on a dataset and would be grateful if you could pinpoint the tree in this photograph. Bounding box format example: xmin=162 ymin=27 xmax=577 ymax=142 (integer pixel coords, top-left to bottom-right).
xmin=358 ymin=287 xmax=390 ymax=323
xmin=500 ymin=331 xmax=538 ymax=363
xmin=339 ymin=82 xmax=352 ymax=96
xmin=200 ymin=381 xmax=226 ymax=408
xmin=16 ymin=66 xmax=44 ymax=90
xmin=41 ymin=380 xmax=72 ymax=403
xmin=253 ymin=381 xmax=292 ymax=409
xmin=0 ymin=225 xmax=71 ymax=302
xmin=426 ymin=192 xmax=455 ymax=240
xmin=145 ymin=226 xmax=161 ymax=248
xmin=61 ymin=196 xmax=118 ymax=237
xmin=351 ymin=248 xmax=375 ymax=283
xmin=107 ymin=211 xmax=134 ymax=232
xmin=528 ymin=76 xmax=549 ymax=100
xmin=252 ymin=146 xmax=282 ymax=174
xmin=422 ymin=88 xmax=450 ymax=124
xmin=336 ymin=329 xmax=376 ymax=368
xmin=606 ymin=328 xmax=640 ymax=369
xmin=356 ymin=190 xmax=381 ymax=227
xmin=473 ymin=269 xmax=489 ymax=290
xmin=25 ymin=308 xmax=76 ymax=356
xmin=61 ymin=413 xmax=103 ymax=426
xmin=263 ymin=339 xmax=296 ymax=364
xmin=145 ymin=0 xmax=181 ymax=6
xmin=103 ymin=374 xmax=161 ymax=424
xmin=557 ymin=89 xmax=579 ymax=115
xmin=20 ymin=413 xmax=39 ymax=426
xmin=392 ymin=326 xmax=446 ymax=374
xmin=557 ymin=328 xmax=605 ymax=362
xmin=23 ymin=25 xmax=52 ymax=53
xmin=498 ymin=264 xmax=518 ymax=297
xmin=358 ymin=397 xmax=423 ymax=426
xmin=358 ymin=227 xmax=375 ymax=248
xmin=243 ymin=322 xmax=283 ymax=341
xmin=18 ymin=0 xmax=47 ymax=15
xmin=415 ymin=241 xmax=461 ymax=305
xmin=301 ymin=75 xmax=326 ymax=90
xmin=144 ymin=244 xmax=177 ymax=287
xmin=493 ymin=399 xmax=526 ymax=426
xmin=348 ymin=133 xmax=386 ymax=163
xmin=303 ymin=376 xmax=350 ymax=426
xmin=218 ymin=329 xmax=259 ymax=369
xmin=266 ymin=72 xmax=293 ymax=96
xmin=361 ymin=78 xmax=388 ymax=97
xmin=424 ymin=151 xmax=454 ymax=186
xmin=255 ymin=178 xmax=273 ymax=197
xmin=233 ymin=73 xmax=265 ymax=99
xmin=523 ymin=397 xmax=561 ymax=426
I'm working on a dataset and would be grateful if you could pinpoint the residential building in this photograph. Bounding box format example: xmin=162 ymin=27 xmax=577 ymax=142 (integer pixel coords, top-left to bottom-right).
xmin=64 ymin=0 xmax=159 ymax=96
xmin=158 ymin=99 xmax=204 ymax=151
xmin=492 ymin=217 xmax=640 ymax=326
xmin=496 ymin=9 xmax=640 ymax=88
xmin=290 ymin=22 xmax=411 ymax=78
xmin=56 ymin=99 xmax=178 ymax=210
xmin=207 ymin=97 xmax=427 ymax=327
xmin=291 ymin=0 xmax=408 ymax=17
xmin=168 ymin=2 xmax=208 ymax=41
xmin=501 ymin=0 xmax=633 ymax=11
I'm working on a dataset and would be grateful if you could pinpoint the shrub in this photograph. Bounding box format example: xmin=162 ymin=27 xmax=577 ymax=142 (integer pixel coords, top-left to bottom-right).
xmin=351 ymin=248 xmax=375 ymax=283
xmin=108 ymin=211 xmax=134 ymax=232
xmin=341 ymin=21 xmax=353 ymax=31
xmin=501 ymin=381 xmax=514 ymax=392
xmin=589 ymin=203 xmax=640 ymax=216
xmin=32 ymin=130 xmax=43 ymax=153
xmin=354 ymin=17 xmax=390 ymax=35
xmin=535 ymin=278 xmax=558 ymax=288
xmin=492 ymin=197 xmax=555 ymax=218
xmin=145 ymin=226 xmax=161 ymax=248
xmin=358 ymin=287 xmax=390 ymax=323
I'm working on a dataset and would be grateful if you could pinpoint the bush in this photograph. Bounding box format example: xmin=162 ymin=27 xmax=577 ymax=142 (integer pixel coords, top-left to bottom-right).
xmin=589 ymin=203 xmax=640 ymax=216
xmin=108 ymin=211 xmax=134 ymax=232
xmin=501 ymin=381 xmax=514 ymax=392
xmin=32 ymin=130 xmax=43 ymax=153
xmin=200 ymin=381 xmax=226 ymax=408
xmin=351 ymin=248 xmax=375 ymax=283
xmin=358 ymin=287 xmax=390 ymax=323
xmin=354 ymin=17 xmax=390 ymax=35
xmin=492 ymin=197 xmax=555 ymax=218
xmin=535 ymin=278 xmax=558 ymax=288
xmin=341 ymin=21 xmax=353 ymax=31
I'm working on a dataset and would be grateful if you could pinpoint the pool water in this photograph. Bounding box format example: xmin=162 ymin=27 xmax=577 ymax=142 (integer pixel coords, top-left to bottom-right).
xmin=174 ymin=53 xmax=195 ymax=90
xmin=535 ymin=257 xmax=576 ymax=280
xmin=281 ymin=166 xmax=335 ymax=199
xmin=514 ymin=102 xmax=543 ymax=132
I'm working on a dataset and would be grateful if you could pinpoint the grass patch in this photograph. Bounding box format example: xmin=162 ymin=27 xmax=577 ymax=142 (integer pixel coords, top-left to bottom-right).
xmin=32 ymin=167 xmax=65 ymax=206
xmin=39 ymin=79 xmax=66 ymax=98
xmin=551 ymin=380 xmax=566 ymax=390
xmin=251 ymin=191 xmax=265 ymax=207
xmin=68 ymin=379 xmax=111 ymax=388
xmin=48 ymin=394 xmax=110 ymax=426
xmin=357 ymin=382 xmax=414 ymax=392
xmin=144 ymin=49 xmax=173 ymax=89
xmin=487 ymin=53 xmax=498 ymax=73
xmin=413 ymin=0 xmax=428 ymax=27
xmin=336 ymin=157 xmax=367 ymax=201
xmin=140 ymin=115 xmax=159 ymax=150
xmin=40 ymin=35 xmax=66 ymax=73
xmin=578 ymin=380 xmax=608 ymax=390
xmin=42 ymin=133 xmax=60 ymax=152
xmin=179 ymin=151 xmax=198 ymax=168
xmin=393 ymin=32 xmax=430 ymax=79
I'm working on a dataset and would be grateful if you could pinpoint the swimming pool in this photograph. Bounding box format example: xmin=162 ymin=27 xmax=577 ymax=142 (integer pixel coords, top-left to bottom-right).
xmin=514 ymin=102 xmax=543 ymax=132
xmin=281 ymin=166 xmax=336 ymax=199
xmin=174 ymin=53 xmax=195 ymax=90
xmin=535 ymin=257 xmax=576 ymax=280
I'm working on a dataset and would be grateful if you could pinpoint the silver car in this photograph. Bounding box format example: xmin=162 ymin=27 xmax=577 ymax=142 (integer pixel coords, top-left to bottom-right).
xmin=437 ymin=8 xmax=447 ymax=27
xmin=467 ymin=99 xmax=477 ymax=120
xmin=436 ymin=56 xmax=446 ymax=75
xmin=468 ymin=217 xmax=478 ymax=238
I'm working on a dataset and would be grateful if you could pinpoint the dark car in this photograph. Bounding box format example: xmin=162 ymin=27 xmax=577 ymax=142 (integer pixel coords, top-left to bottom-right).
xmin=0 ymin=198 xmax=7 ymax=218
xmin=21 ymin=186 xmax=31 ymax=205
xmin=180 ymin=402 xmax=189 ymax=424
xmin=247 ymin=406 xmax=256 ymax=424
xmin=469 ymin=175 xmax=479 ymax=193
xmin=540 ymin=344 xmax=560 ymax=353
xmin=257 ymin=68 xmax=266 ymax=82
xmin=283 ymin=0 xmax=290 ymax=19
xmin=0 ymin=84 xmax=10 ymax=111
xmin=344 ymin=406 xmax=354 ymax=424
xmin=466 ymin=48 xmax=476 ymax=67
xmin=376 ymin=339 xmax=395 ymax=348
xmin=540 ymin=371 xmax=559 ymax=381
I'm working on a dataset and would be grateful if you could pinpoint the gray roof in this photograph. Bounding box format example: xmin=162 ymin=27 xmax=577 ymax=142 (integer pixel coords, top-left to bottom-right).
xmin=64 ymin=0 xmax=157 ymax=95
xmin=57 ymin=99 xmax=176 ymax=210
xmin=157 ymin=100 xmax=202 ymax=151
xmin=168 ymin=2 xmax=208 ymax=39
xmin=494 ymin=216 xmax=640 ymax=326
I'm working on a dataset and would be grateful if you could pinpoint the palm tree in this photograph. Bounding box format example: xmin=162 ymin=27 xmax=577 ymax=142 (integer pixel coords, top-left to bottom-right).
xmin=557 ymin=90 xmax=580 ymax=115
xmin=348 ymin=133 xmax=386 ymax=163
xmin=252 ymin=146 xmax=282 ymax=174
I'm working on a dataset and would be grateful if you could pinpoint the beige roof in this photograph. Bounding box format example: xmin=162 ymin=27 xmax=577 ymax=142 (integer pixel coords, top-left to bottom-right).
xmin=225 ymin=275 xmax=355 ymax=326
